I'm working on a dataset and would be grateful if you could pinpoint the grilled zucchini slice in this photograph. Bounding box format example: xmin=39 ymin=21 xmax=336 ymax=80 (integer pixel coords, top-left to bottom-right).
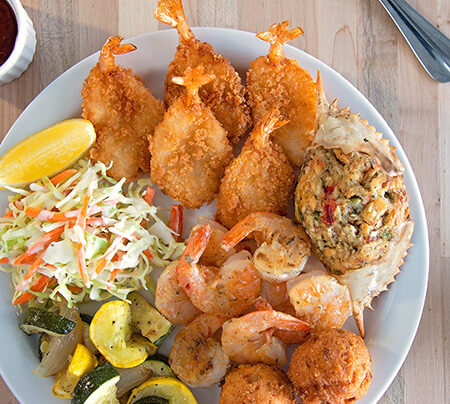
xmin=127 ymin=377 xmax=197 ymax=404
xmin=90 ymin=301 xmax=147 ymax=368
xmin=129 ymin=292 xmax=173 ymax=346
xmin=21 ymin=308 xmax=76 ymax=336
xmin=72 ymin=362 xmax=120 ymax=404
xmin=143 ymin=359 xmax=175 ymax=378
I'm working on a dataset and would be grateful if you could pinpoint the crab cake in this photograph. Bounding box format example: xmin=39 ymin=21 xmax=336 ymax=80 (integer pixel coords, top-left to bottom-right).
xmin=295 ymin=146 xmax=409 ymax=274
xmin=220 ymin=364 xmax=297 ymax=404
xmin=288 ymin=328 xmax=372 ymax=403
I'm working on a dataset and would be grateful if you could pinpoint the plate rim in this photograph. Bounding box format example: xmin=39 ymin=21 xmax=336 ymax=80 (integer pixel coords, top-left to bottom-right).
xmin=0 ymin=26 xmax=429 ymax=404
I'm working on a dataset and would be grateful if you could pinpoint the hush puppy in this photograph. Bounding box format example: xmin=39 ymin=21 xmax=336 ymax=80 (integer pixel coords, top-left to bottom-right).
xmin=220 ymin=364 xmax=297 ymax=404
xmin=288 ymin=328 xmax=372 ymax=403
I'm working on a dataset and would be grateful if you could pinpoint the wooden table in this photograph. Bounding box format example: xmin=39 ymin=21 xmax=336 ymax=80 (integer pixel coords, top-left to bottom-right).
xmin=0 ymin=1 xmax=448 ymax=403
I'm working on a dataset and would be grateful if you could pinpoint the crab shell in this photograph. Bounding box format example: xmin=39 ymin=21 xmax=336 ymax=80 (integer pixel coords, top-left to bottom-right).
xmin=310 ymin=72 xmax=414 ymax=337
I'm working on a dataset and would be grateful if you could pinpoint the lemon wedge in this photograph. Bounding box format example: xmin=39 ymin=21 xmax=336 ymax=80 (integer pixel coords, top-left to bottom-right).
xmin=0 ymin=119 xmax=96 ymax=186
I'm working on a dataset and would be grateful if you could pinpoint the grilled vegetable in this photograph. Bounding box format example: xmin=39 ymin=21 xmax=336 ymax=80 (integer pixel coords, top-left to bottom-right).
xmin=129 ymin=292 xmax=173 ymax=346
xmin=127 ymin=377 xmax=197 ymax=404
xmin=116 ymin=364 xmax=153 ymax=398
xmin=20 ymin=307 xmax=76 ymax=336
xmin=90 ymin=301 xmax=147 ymax=368
xmin=143 ymin=359 xmax=175 ymax=378
xmin=34 ymin=306 xmax=83 ymax=377
xmin=52 ymin=344 xmax=98 ymax=399
xmin=132 ymin=335 xmax=158 ymax=356
xmin=72 ymin=362 xmax=120 ymax=404
xmin=38 ymin=333 xmax=50 ymax=361
xmin=80 ymin=313 xmax=93 ymax=324
xmin=68 ymin=344 xmax=98 ymax=378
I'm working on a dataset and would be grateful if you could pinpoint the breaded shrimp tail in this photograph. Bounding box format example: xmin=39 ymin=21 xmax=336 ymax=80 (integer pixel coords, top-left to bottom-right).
xmin=154 ymin=0 xmax=194 ymax=43
xmin=252 ymin=107 xmax=289 ymax=149
xmin=98 ymin=36 xmax=136 ymax=72
xmin=171 ymin=65 xmax=215 ymax=106
xmin=256 ymin=20 xmax=304 ymax=64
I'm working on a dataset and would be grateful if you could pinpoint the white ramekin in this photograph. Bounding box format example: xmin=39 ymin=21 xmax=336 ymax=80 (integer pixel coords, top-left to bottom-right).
xmin=0 ymin=0 xmax=36 ymax=85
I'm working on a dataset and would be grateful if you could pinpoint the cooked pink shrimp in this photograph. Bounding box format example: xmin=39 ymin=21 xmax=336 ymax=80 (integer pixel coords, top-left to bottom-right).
xmin=260 ymin=279 xmax=289 ymax=307
xmin=192 ymin=217 xmax=236 ymax=267
xmin=155 ymin=261 xmax=201 ymax=324
xmin=287 ymin=268 xmax=352 ymax=330
xmin=221 ymin=308 xmax=310 ymax=366
xmin=222 ymin=212 xmax=311 ymax=282
xmin=169 ymin=313 xmax=229 ymax=387
xmin=177 ymin=224 xmax=261 ymax=317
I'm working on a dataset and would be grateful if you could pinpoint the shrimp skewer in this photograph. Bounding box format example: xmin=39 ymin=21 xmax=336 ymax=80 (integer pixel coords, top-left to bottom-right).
xmin=82 ymin=36 xmax=164 ymax=181
xmin=247 ymin=21 xmax=317 ymax=167
xmin=215 ymin=108 xmax=296 ymax=229
xmin=150 ymin=66 xmax=233 ymax=209
xmin=154 ymin=0 xmax=251 ymax=143
xmin=287 ymin=268 xmax=352 ymax=330
xmin=222 ymin=212 xmax=311 ymax=282
xmin=155 ymin=261 xmax=201 ymax=324
xmin=169 ymin=313 xmax=230 ymax=387
xmin=221 ymin=309 xmax=310 ymax=366
xmin=176 ymin=224 xmax=261 ymax=317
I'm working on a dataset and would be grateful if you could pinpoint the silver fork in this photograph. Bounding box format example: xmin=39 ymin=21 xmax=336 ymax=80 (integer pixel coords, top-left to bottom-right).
xmin=378 ymin=0 xmax=450 ymax=82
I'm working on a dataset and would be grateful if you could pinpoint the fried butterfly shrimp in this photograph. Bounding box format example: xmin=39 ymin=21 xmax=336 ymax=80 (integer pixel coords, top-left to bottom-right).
xmin=154 ymin=0 xmax=251 ymax=143
xmin=150 ymin=66 xmax=233 ymax=209
xmin=169 ymin=313 xmax=230 ymax=387
xmin=176 ymin=224 xmax=261 ymax=317
xmin=247 ymin=21 xmax=317 ymax=167
xmin=215 ymin=109 xmax=296 ymax=229
xmin=222 ymin=212 xmax=311 ymax=282
xmin=82 ymin=36 xmax=164 ymax=181
xmin=221 ymin=308 xmax=309 ymax=366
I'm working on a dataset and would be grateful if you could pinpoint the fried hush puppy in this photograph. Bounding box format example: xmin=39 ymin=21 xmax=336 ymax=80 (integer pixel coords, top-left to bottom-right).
xmin=247 ymin=21 xmax=317 ymax=167
xmin=150 ymin=66 xmax=232 ymax=209
xmin=219 ymin=364 xmax=297 ymax=404
xmin=154 ymin=0 xmax=251 ymax=143
xmin=288 ymin=328 xmax=372 ymax=404
xmin=82 ymin=36 xmax=164 ymax=181
xmin=215 ymin=108 xmax=296 ymax=229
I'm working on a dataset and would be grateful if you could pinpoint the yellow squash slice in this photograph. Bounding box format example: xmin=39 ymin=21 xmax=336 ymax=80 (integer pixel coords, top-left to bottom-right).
xmin=127 ymin=377 xmax=197 ymax=404
xmin=90 ymin=301 xmax=148 ymax=368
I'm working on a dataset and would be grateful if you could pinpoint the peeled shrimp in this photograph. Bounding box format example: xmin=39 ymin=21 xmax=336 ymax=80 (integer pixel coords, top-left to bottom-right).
xmin=260 ymin=279 xmax=289 ymax=307
xmin=221 ymin=309 xmax=309 ymax=366
xmin=222 ymin=212 xmax=311 ymax=282
xmin=169 ymin=313 xmax=229 ymax=387
xmin=192 ymin=217 xmax=236 ymax=267
xmin=287 ymin=268 xmax=352 ymax=330
xmin=176 ymin=224 xmax=261 ymax=317
xmin=155 ymin=261 xmax=201 ymax=324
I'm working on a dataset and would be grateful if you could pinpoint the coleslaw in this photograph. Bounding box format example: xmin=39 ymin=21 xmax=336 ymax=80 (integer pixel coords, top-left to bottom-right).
xmin=0 ymin=159 xmax=185 ymax=308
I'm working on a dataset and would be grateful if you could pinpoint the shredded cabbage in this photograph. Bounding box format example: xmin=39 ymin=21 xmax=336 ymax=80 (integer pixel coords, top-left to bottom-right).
xmin=0 ymin=159 xmax=184 ymax=308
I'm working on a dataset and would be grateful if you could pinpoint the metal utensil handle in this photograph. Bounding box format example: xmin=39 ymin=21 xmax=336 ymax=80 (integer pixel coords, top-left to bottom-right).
xmin=379 ymin=0 xmax=450 ymax=82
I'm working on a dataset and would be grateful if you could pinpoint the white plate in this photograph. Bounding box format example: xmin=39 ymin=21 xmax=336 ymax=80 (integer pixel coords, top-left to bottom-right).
xmin=0 ymin=28 xmax=428 ymax=404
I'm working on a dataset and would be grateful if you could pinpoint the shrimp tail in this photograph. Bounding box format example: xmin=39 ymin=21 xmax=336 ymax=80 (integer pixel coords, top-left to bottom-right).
xmin=154 ymin=0 xmax=195 ymax=43
xmin=222 ymin=211 xmax=268 ymax=251
xmin=252 ymin=108 xmax=289 ymax=149
xmin=99 ymin=36 xmax=136 ymax=72
xmin=270 ymin=311 xmax=310 ymax=332
xmin=254 ymin=296 xmax=273 ymax=311
xmin=177 ymin=224 xmax=212 ymax=290
xmin=172 ymin=66 xmax=215 ymax=106
xmin=256 ymin=20 xmax=304 ymax=63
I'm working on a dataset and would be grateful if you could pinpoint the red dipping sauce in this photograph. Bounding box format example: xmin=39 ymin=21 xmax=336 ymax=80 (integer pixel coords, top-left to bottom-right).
xmin=0 ymin=0 xmax=18 ymax=66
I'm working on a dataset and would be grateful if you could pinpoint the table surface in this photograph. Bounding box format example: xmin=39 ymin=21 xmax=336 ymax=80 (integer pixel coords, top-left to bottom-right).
xmin=0 ymin=0 xmax=448 ymax=403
